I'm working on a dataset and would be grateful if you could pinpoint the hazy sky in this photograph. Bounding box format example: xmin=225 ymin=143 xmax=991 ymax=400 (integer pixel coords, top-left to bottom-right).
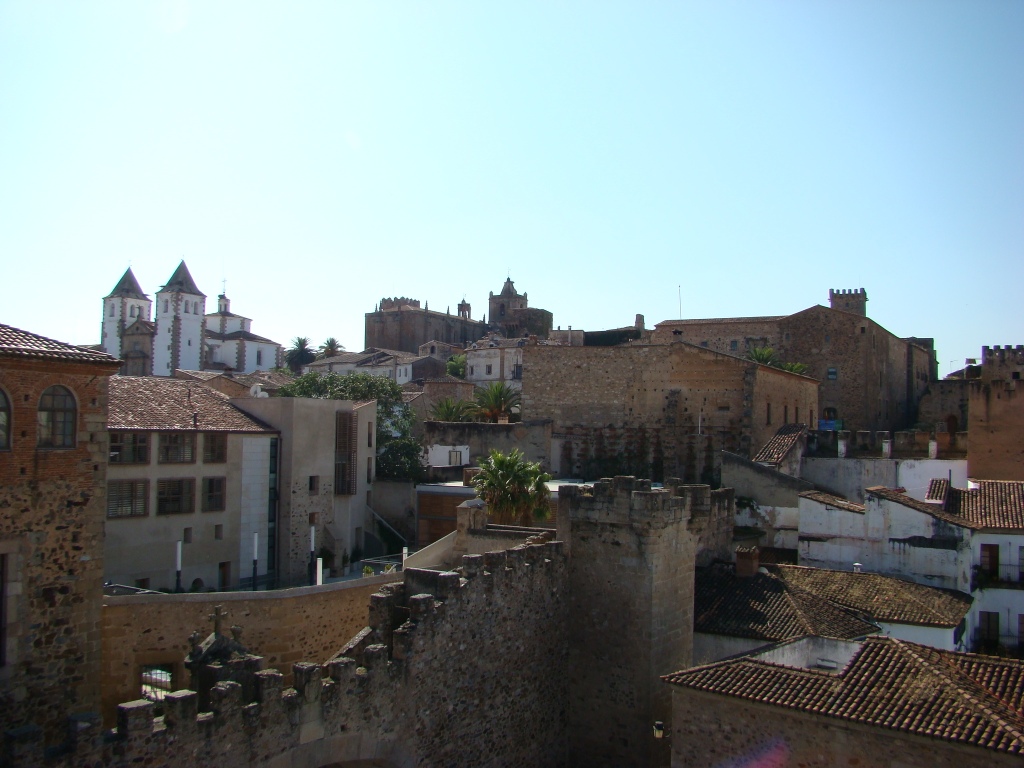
xmin=2 ymin=1 xmax=1021 ymax=374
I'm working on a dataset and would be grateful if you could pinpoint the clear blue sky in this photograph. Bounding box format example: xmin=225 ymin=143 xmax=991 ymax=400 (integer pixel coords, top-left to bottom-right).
xmin=2 ymin=1 xmax=1021 ymax=375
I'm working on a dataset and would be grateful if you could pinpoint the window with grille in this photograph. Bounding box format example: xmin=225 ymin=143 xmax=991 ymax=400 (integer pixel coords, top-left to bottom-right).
xmin=0 ymin=389 xmax=9 ymax=450
xmin=141 ymin=664 xmax=174 ymax=703
xmin=110 ymin=432 xmax=149 ymax=464
xmin=203 ymin=433 xmax=227 ymax=463
xmin=202 ymin=477 xmax=226 ymax=512
xmin=157 ymin=479 xmax=195 ymax=515
xmin=107 ymin=480 xmax=149 ymax=518
xmin=334 ymin=412 xmax=357 ymax=495
xmin=38 ymin=385 xmax=76 ymax=448
xmin=158 ymin=433 xmax=195 ymax=463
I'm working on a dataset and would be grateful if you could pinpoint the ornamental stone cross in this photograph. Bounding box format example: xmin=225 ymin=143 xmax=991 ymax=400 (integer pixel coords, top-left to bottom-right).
xmin=209 ymin=605 xmax=228 ymax=636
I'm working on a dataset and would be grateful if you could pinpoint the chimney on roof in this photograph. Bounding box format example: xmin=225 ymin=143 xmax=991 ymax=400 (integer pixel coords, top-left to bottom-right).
xmin=735 ymin=546 xmax=760 ymax=578
xmin=853 ymin=563 xmax=862 ymax=573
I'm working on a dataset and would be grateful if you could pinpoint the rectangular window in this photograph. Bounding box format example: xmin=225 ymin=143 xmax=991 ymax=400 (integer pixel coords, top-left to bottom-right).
xmin=202 ymin=477 xmax=226 ymax=512
xmin=367 ymin=456 xmax=373 ymax=483
xmin=512 ymin=364 xmax=523 ymax=380
xmin=795 ymin=407 xmax=800 ymax=423
xmin=157 ymin=479 xmax=195 ymax=515
xmin=766 ymin=403 xmax=772 ymax=425
xmin=449 ymin=449 xmax=463 ymax=466
xmin=183 ymin=527 xmax=193 ymax=544
xmin=158 ymin=433 xmax=195 ymax=463
xmin=730 ymin=340 xmax=738 ymax=351
xmin=469 ymin=366 xmax=474 ymax=376
xmin=215 ymin=524 xmax=224 ymax=540
xmin=827 ymin=367 xmax=838 ymax=380
xmin=107 ymin=480 xmax=149 ymax=518
xmin=110 ymin=432 xmax=149 ymax=464
xmin=978 ymin=611 xmax=1000 ymax=643
xmin=783 ymin=405 xmax=788 ymax=424
xmin=485 ymin=364 xmax=493 ymax=375
xmin=980 ymin=544 xmax=999 ymax=577
xmin=256 ymin=350 xmax=263 ymax=365
xmin=335 ymin=411 xmax=357 ymax=495
xmin=203 ymin=433 xmax=227 ymax=463
xmin=367 ymin=422 xmax=374 ymax=448
xmin=308 ymin=475 xmax=319 ymax=494
xmin=141 ymin=664 xmax=174 ymax=704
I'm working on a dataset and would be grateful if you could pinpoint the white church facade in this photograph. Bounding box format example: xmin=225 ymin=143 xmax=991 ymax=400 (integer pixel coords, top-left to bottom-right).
xmin=100 ymin=262 xmax=283 ymax=376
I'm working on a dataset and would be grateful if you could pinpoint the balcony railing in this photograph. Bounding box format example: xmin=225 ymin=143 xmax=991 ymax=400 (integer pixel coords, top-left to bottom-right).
xmin=970 ymin=628 xmax=1024 ymax=657
xmin=972 ymin=563 xmax=1024 ymax=591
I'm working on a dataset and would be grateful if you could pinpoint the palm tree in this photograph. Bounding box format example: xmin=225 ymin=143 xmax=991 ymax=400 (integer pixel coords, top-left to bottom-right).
xmin=429 ymin=397 xmax=475 ymax=422
xmin=746 ymin=346 xmax=777 ymax=366
xmin=285 ymin=337 xmax=317 ymax=374
xmin=471 ymin=449 xmax=552 ymax=526
xmin=776 ymin=361 xmax=809 ymax=375
xmin=318 ymin=337 xmax=345 ymax=359
xmin=473 ymin=382 xmax=521 ymax=423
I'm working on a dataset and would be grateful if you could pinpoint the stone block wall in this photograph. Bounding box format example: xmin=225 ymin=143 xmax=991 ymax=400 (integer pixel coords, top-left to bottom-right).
xmin=670 ymin=687 xmax=1020 ymax=768
xmin=11 ymin=540 xmax=569 ymax=768
xmin=423 ymin=419 xmax=552 ymax=469
xmin=968 ymin=377 xmax=1024 ymax=481
xmin=0 ymin=356 xmax=118 ymax=748
xmin=561 ymin=478 xmax=697 ymax=768
xmin=99 ymin=575 xmax=397 ymax=727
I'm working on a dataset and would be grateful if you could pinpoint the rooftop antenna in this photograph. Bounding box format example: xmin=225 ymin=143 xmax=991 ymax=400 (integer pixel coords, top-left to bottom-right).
xmin=221 ymin=278 xmax=227 ymax=295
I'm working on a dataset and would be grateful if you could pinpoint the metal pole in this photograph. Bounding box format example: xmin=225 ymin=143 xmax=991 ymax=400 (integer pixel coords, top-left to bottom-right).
xmin=252 ymin=532 xmax=259 ymax=592
xmin=308 ymin=525 xmax=316 ymax=586
xmin=175 ymin=541 xmax=183 ymax=593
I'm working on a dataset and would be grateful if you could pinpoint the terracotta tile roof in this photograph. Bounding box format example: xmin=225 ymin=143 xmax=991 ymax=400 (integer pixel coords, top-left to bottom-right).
xmin=695 ymin=564 xmax=878 ymax=643
xmin=108 ymin=376 xmax=276 ymax=433
xmin=927 ymin=478 xmax=949 ymax=502
xmin=664 ymin=637 xmax=1024 ymax=754
xmin=205 ymin=329 xmax=279 ymax=344
xmin=752 ymin=423 xmax=806 ymax=464
xmin=942 ymin=481 xmax=1024 ymax=531
xmin=799 ymin=490 xmax=865 ymax=514
xmin=865 ymin=486 xmax=982 ymax=530
xmin=771 ymin=565 xmax=972 ymax=628
xmin=0 ymin=323 xmax=121 ymax=366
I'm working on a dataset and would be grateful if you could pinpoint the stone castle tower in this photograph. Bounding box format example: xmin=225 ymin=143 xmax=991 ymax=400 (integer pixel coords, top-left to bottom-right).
xmin=152 ymin=261 xmax=206 ymax=375
xmin=829 ymin=287 xmax=868 ymax=316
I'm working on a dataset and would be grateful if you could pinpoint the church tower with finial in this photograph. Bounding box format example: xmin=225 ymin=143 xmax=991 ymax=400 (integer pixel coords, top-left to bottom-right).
xmin=100 ymin=267 xmax=152 ymax=360
xmin=153 ymin=261 xmax=206 ymax=375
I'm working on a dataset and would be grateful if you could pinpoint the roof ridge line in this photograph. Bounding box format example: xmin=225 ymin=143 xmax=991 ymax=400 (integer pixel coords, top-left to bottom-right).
xmin=893 ymin=639 xmax=1024 ymax=748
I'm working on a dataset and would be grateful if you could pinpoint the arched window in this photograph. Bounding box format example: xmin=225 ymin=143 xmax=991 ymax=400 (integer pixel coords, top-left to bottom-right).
xmin=194 ymin=301 xmax=199 ymax=314
xmin=0 ymin=388 xmax=10 ymax=449
xmin=109 ymin=304 xmax=115 ymax=317
xmin=38 ymin=385 xmax=76 ymax=448
xmin=130 ymin=306 xmax=136 ymax=318
xmin=184 ymin=302 xmax=190 ymax=314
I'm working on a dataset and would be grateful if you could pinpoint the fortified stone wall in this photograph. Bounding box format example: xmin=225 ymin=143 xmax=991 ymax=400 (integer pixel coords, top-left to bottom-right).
xmin=968 ymin=376 xmax=1024 ymax=481
xmin=0 ymin=357 xmax=118 ymax=748
xmin=365 ymin=306 xmax=488 ymax=354
xmin=561 ymin=477 xmax=697 ymax=768
xmin=9 ymin=541 xmax=569 ymax=768
xmin=670 ymin=687 xmax=1019 ymax=768
xmin=916 ymin=378 xmax=970 ymax=433
xmin=524 ymin=343 xmax=817 ymax=484
xmin=99 ymin=575 xmax=398 ymax=727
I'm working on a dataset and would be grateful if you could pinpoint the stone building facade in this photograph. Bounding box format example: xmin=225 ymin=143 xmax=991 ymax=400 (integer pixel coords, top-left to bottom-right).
xmin=522 ymin=342 xmax=819 ymax=484
xmin=488 ymin=277 xmax=553 ymax=339
xmin=0 ymin=324 xmax=120 ymax=748
xmin=968 ymin=344 xmax=1024 ymax=481
xmin=651 ymin=289 xmax=937 ymax=434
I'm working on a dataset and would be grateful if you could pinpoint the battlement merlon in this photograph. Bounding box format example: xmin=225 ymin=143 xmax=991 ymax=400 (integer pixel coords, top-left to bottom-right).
xmin=378 ymin=297 xmax=421 ymax=311
xmin=559 ymin=476 xmax=692 ymax=529
xmin=982 ymin=345 xmax=1024 ymax=363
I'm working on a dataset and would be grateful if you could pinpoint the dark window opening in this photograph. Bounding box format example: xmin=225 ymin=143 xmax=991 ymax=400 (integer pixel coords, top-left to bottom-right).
xmin=110 ymin=432 xmax=149 ymax=464
xmin=203 ymin=433 xmax=227 ymax=463
xmin=38 ymin=385 xmax=76 ymax=448
xmin=0 ymin=389 xmax=9 ymax=450
xmin=158 ymin=433 xmax=195 ymax=463
xmin=107 ymin=480 xmax=149 ymax=518
xmin=202 ymin=477 xmax=226 ymax=512
xmin=157 ymin=479 xmax=195 ymax=515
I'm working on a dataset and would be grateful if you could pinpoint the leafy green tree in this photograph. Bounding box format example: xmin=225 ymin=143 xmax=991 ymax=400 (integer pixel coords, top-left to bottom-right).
xmin=473 ymin=381 xmax=521 ymax=423
xmin=446 ymin=354 xmax=467 ymax=379
xmin=471 ymin=449 xmax=552 ymax=526
xmin=277 ymin=372 xmax=423 ymax=481
xmin=318 ymin=337 xmax=345 ymax=359
xmin=429 ymin=397 xmax=476 ymax=422
xmin=285 ymin=337 xmax=317 ymax=374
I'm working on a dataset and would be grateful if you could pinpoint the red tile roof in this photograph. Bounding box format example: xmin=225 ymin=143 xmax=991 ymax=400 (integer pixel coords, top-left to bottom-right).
xmin=799 ymin=490 xmax=865 ymax=514
xmin=771 ymin=565 xmax=971 ymax=628
xmin=865 ymin=486 xmax=981 ymax=528
xmin=695 ymin=564 xmax=878 ymax=642
xmin=0 ymin=323 xmax=121 ymax=366
xmin=752 ymin=423 xmax=806 ymax=464
xmin=945 ymin=480 xmax=1024 ymax=531
xmin=664 ymin=637 xmax=1024 ymax=754
xmin=108 ymin=376 xmax=276 ymax=432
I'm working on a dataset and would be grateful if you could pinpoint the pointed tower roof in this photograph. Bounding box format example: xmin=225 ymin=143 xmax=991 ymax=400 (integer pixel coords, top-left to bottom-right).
xmin=499 ymin=277 xmax=517 ymax=297
xmin=159 ymin=260 xmax=206 ymax=296
xmin=105 ymin=267 xmax=149 ymax=300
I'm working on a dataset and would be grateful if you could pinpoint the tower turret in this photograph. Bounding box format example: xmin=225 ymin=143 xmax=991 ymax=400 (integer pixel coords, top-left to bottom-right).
xmin=154 ymin=261 xmax=206 ymax=375
xmin=100 ymin=267 xmax=152 ymax=359
xmin=828 ymin=288 xmax=868 ymax=316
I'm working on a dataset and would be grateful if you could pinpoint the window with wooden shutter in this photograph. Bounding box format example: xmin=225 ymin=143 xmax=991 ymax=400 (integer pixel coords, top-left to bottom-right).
xmin=334 ymin=412 xmax=357 ymax=495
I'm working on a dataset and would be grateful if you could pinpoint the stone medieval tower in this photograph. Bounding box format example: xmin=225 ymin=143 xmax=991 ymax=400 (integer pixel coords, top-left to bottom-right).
xmin=153 ymin=261 xmax=206 ymax=375
xmin=828 ymin=287 xmax=868 ymax=316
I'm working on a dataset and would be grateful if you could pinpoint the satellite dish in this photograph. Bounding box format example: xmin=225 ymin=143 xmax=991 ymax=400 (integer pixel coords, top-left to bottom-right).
xmin=250 ymin=384 xmax=268 ymax=398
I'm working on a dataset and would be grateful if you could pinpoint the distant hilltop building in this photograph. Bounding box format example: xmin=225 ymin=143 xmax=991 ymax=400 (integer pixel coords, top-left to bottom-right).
xmin=364 ymin=277 xmax=553 ymax=354
xmin=100 ymin=262 xmax=283 ymax=376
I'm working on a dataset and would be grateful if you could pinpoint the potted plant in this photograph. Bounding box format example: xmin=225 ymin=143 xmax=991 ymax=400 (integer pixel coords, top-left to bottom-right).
xmin=362 ymin=564 xmax=374 ymax=578
xmin=341 ymin=550 xmax=351 ymax=576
